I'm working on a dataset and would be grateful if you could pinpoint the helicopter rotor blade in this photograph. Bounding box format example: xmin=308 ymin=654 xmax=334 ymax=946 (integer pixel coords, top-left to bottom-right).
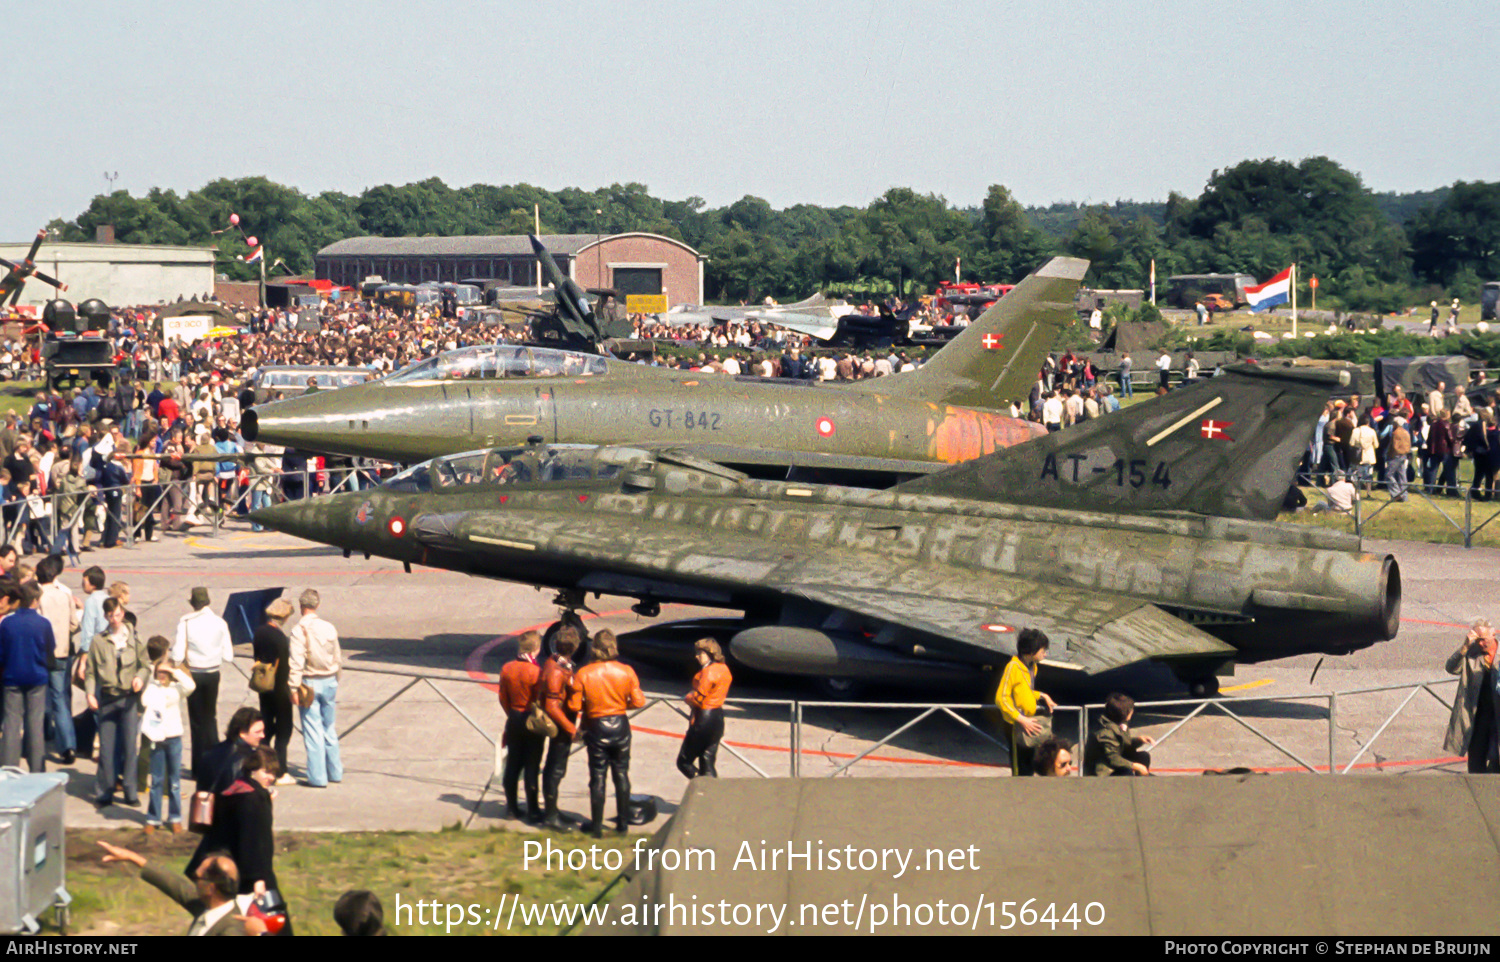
xmin=22 ymin=229 xmax=44 ymax=265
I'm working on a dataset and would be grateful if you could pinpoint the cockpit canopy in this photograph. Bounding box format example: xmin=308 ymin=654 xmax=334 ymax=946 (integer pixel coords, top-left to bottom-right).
xmin=384 ymin=345 xmax=607 ymax=384
xmin=383 ymin=443 xmax=652 ymax=493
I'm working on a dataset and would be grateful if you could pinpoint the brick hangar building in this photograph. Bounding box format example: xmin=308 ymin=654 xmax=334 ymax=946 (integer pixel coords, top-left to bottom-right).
xmin=314 ymin=233 xmax=705 ymax=307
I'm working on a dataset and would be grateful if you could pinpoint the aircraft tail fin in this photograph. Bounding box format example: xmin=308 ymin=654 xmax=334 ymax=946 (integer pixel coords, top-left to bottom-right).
xmin=896 ymin=365 xmax=1348 ymax=521
xmin=875 ymin=256 xmax=1088 ymax=408
xmin=531 ymin=235 xmax=595 ymax=331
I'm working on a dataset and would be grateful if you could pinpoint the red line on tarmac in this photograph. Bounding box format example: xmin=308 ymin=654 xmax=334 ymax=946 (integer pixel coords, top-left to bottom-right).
xmin=1401 ymin=618 xmax=1469 ymax=629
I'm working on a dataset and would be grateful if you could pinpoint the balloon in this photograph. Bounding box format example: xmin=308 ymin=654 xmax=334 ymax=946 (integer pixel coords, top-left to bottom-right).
xmin=229 ymin=213 xmax=240 ymax=226
xmin=246 ymin=237 xmax=258 ymax=248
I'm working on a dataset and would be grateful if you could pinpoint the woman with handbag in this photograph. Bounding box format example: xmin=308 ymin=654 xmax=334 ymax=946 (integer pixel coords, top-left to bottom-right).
xmin=995 ymin=628 xmax=1057 ymax=777
xmin=251 ymin=599 xmax=295 ymax=784
xmin=185 ymin=744 xmax=293 ymax=935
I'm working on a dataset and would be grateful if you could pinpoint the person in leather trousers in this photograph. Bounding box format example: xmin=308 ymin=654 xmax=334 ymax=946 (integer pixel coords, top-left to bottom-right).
xmin=566 ymin=630 xmax=645 ymax=837
xmin=499 ymin=630 xmax=544 ymax=822
xmin=677 ymin=638 xmax=732 ymax=779
xmin=534 ymin=629 xmax=579 ymax=832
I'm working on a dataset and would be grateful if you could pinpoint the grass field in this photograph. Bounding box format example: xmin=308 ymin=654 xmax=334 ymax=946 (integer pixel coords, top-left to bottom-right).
xmin=0 ymin=382 xmax=49 ymax=419
xmin=1283 ymin=483 xmax=1500 ymax=547
xmin=63 ymin=826 xmax=630 ymax=937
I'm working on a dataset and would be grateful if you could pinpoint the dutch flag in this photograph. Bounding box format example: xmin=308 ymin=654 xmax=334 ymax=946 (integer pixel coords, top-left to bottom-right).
xmin=243 ymin=246 xmax=263 ymax=265
xmin=1244 ymin=267 xmax=1291 ymax=313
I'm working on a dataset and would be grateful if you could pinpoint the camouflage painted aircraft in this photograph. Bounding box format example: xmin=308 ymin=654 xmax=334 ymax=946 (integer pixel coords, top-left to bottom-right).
xmin=242 ymin=257 xmax=1088 ymax=479
xmin=252 ymin=364 xmax=1399 ymax=695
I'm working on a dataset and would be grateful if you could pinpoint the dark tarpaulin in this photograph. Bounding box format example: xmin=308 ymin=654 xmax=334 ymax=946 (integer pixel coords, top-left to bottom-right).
xmin=1373 ymin=356 xmax=1470 ymax=403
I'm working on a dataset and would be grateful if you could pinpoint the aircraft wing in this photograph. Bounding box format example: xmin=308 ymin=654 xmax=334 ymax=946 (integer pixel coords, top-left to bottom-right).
xmin=749 ymin=313 xmax=841 ymax=342
xmin=422 ymin=508 xmax=1234 ymax=675
xmin=661 ymin=307 xmax=841 ymax=341
xmin=778 ymin=582 xmax=1236 ymax=674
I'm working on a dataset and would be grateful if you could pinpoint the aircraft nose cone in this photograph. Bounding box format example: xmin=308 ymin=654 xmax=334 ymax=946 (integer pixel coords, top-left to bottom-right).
xmin=247 ymin=392 xmax=362 ymax=452
xmin=251 ymin=499 xmax=332 ymax=543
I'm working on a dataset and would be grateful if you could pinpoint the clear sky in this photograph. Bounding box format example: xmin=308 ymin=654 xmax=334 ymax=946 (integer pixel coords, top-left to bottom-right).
xmin=7 ymin=0 xmax=1496 ymax=240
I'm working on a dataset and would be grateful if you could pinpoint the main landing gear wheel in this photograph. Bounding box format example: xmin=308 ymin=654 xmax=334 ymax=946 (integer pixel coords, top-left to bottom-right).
xmin=1188 ymin=676 xmax=1220 ymax=699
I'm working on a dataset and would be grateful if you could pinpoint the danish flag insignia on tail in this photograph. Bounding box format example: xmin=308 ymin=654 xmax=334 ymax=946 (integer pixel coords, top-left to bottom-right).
xmin=1201 ymin=419 xmax=1234 ymax=440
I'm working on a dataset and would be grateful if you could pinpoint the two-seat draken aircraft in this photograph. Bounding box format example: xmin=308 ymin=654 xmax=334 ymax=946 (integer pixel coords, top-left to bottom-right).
xmin=253 ymin=364 xmax=1399 ymax=695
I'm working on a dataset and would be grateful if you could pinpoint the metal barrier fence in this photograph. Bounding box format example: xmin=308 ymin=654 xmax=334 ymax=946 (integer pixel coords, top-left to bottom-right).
xmin=0 ymin=465 xmax=371 ymax=555
xmin=279 ymin=664 xmax=1462 ymax=781
xmin=1295 ymin=480 xmax=1500 ymax=548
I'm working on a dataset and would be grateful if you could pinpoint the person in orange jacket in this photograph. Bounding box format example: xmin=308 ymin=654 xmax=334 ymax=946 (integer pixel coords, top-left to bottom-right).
xmin=498 ymin=630 xmax=543 ymax=823
xmin=677 ymin=638 xmax=731 ymax=779
xmin=566 ymin=630 xmax=645 ymax=837
xmin=532 ymin=628 xmax=579 ymax=832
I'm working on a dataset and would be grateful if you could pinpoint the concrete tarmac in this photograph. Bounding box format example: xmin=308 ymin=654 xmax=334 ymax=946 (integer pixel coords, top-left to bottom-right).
xmin=55 ymin=521 xmax=1483 ymax=836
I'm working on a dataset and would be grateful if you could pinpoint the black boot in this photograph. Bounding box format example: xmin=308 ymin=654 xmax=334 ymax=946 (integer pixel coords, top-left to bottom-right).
xmin=504 ymin=790 xmax=523 ymax=821
xmin=540 ymin=794 xmax=569 ymax=833
xmin=525 ymin=785 xmax=542 ymax=825
xmin=614 ymin=793 xmax=631 ymax=835
xmin=584 ymin=795 xmax=605 ymax=838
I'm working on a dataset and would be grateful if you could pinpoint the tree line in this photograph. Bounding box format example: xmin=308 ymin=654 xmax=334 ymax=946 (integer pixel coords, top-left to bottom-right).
xmin=45 ymin=158 xmax=1499 ymax=312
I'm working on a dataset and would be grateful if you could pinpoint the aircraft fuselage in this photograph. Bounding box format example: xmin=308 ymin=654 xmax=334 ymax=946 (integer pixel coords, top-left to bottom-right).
xmin=255 ymin=446 xmax=1399 ymax=677
xmin=244 ymin=354 xmax=1040 ymax=467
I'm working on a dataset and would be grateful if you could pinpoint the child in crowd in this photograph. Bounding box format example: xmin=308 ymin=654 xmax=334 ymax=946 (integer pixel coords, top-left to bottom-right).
xmin=140 ymin=638 xmax=193 ymax=834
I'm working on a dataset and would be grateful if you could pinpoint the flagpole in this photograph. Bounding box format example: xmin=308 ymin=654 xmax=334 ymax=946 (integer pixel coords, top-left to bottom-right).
xmin=1150 ymin=258 xmax=1156 ymax=306
xmin=1290 ymin=263 xmax=1297 ymax=339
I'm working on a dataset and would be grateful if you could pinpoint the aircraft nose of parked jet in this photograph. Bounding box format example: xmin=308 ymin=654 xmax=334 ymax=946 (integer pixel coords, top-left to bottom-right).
xmin=251 ymin=499 xmax=339 ymax=545
xmin=244 ymin=392 xmax=361 ymax=450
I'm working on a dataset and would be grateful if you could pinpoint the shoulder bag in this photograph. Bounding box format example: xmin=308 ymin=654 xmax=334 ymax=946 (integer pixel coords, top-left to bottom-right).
xmin=525 ymin=699 xmax=559 ymax=738
xmin=188 ymin=791 xmax=214 ymax=833
xmin=249 ymin=658 xmax=278 ymax=694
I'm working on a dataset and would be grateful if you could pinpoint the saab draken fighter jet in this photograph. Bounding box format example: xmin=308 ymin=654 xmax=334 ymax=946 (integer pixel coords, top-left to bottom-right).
xmin=243 ymin=258 xmax=1088 ymax=481
xmin=253 ymin=364 xmax=1398 ymax=695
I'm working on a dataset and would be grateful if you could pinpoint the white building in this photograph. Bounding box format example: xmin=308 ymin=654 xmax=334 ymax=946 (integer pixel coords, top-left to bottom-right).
xmin=0 ymin=241 xmax=217 ymax=309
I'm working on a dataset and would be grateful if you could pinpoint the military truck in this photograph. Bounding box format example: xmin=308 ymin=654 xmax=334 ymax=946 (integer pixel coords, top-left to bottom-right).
xmin=41 ymin=298 xmax=116 ymax=391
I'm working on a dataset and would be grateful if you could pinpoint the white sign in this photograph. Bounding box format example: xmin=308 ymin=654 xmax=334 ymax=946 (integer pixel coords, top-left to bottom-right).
xmin=162 ymin=314 xmax=213 ymax=345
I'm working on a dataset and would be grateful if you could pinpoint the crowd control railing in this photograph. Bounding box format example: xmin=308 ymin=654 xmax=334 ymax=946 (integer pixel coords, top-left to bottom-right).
xmin=1301 ymin=481 xmax=1500 ymax=549
xmin=0 ymin=464 xmax=377 ymax=556
xmin=208 ymin=656 xmax=1465 ymax=792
